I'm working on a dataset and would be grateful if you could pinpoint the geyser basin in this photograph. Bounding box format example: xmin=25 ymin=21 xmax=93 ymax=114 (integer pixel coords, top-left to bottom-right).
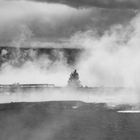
xmin=0 ymin=101 xmax=139 ymax=140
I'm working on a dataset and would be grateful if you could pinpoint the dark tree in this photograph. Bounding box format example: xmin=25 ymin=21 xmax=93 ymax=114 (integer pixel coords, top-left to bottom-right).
xmin=67 ymin=69 xmax=81 ymax=87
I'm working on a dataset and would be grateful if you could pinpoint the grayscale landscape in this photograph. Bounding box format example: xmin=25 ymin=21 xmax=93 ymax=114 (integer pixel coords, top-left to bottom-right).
xmin=0 ymin=0 xmax=140 ymax=140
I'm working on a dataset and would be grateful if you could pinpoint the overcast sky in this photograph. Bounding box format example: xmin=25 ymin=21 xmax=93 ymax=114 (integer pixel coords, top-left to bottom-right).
xmin=0 ymin=0 xmax=137 ymax=47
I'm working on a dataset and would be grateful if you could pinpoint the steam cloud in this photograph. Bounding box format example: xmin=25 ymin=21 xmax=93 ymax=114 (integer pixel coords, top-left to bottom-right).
xmin=1 ymin=2 xmax=140 ymax=140
xmin=0 ymin=1 xmax=136 ymax=45
xmin=77 ymin=13 xmax=140 ymax=89
xmin=0 ymin=0 xmax=140 ymax=105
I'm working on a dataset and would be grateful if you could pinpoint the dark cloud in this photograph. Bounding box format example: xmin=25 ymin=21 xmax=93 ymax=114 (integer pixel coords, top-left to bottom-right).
xmin=31 ymin=0 xmax=140 ymax=9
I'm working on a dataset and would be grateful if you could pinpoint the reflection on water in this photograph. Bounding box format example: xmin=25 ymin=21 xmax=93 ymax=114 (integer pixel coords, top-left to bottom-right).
xmin=118 ymin=110 xmax=140 ymax=113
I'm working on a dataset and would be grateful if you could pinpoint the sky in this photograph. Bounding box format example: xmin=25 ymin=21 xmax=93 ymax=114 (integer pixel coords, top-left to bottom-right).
xmin=0 ymin=0 xmax=137 ymax=47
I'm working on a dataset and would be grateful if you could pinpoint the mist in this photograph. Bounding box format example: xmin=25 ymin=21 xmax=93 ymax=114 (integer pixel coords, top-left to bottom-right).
xmin=1 ymin=2 xmax=140 ymax=140
xmin=0 ymin=1 xmax=140 ymax=106
xmin=1 ymin=10 xmax=139 ymax=88
xmin=75 ymin=13 xmax=140 ymax=89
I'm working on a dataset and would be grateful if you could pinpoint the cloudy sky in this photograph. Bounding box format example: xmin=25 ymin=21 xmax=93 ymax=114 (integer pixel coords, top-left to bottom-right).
xmin=0 ymin=0 xmax=138 ymax=47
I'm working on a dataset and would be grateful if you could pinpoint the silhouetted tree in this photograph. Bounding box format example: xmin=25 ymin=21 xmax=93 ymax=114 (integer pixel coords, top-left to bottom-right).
xmin=68 ymin=69 xmax=81 ymax=87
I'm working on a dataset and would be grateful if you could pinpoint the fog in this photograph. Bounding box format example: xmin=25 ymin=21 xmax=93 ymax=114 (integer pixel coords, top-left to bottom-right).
xmin=0 ymin=88 xmax=139 ymax=106
xmin=1 ymin=2 xmax=140 ymax=140
xmin=0 ymin=1 xmax=140 ymax=106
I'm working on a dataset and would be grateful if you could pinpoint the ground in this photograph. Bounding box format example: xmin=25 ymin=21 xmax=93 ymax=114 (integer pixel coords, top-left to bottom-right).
xmin=0 ymin=101 xmax=139 ymax=140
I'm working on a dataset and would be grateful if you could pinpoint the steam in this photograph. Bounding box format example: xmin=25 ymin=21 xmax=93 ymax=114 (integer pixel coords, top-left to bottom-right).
xmin=0 ymin=4 xmax=140 ymax=105
xmin=0 ymin=88 xmax=138 ymax=106
xmin=1 ymin=2 xmax=140 ymax=140
xmin=11 ymin=25 xmax=33 ymax=48
xmin=0 ymin=0 xmax=93 ymax=45
xmin=76 ymin=13 xmax=140 ymax=89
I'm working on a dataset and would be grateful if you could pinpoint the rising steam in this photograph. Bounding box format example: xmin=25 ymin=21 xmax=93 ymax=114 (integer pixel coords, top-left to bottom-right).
xmin=0 ymin=9 xmax=140 ymax=105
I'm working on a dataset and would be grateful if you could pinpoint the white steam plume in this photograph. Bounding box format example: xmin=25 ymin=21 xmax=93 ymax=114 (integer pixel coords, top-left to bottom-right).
xmin=75 ymin=13 xmax=140 ymax=90
xmin=1 ymin=9 xmax=140 ymax=106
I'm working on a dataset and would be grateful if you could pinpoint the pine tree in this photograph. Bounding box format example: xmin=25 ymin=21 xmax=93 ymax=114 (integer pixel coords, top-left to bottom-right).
xmin=68 ymin=70 xmax=81 ymax=87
